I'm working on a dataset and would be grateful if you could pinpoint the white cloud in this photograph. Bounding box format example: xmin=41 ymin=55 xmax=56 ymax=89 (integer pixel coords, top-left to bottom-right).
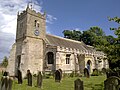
xmin=0 ymin=0 xmax=42 ymax=62
xmin=0 ymin=0 xmax=57 ymax=62
xmin=46 ymin=14 xmax=57 ymax=24
xmin=0 ymin=0 xmax=42 ymax=35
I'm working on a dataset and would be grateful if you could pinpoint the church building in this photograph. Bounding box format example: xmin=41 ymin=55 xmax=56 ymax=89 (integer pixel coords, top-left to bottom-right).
xmin=7 ymin=5 xmax=109 ymax=77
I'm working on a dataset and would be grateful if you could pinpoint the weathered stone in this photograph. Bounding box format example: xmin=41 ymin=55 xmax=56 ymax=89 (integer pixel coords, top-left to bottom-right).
xmin=7 ymin=4 xmax=109 ymax=78
xmin=37 ymin=71 xmax=42 ymax=88
xmin=74 ymin=78 xmax=84 ymax=90
xmin=27 ymin=70 xmax=32 ymax=86
xmin=104 ymin=76 xmax=120 ymax=90
xmin=0 ymin=76 xmax=13 ymax=90
xmin=58 ymin=69 xmax=62 ymax=79
xmin=55 ymin=70 xmax=61 ymax=82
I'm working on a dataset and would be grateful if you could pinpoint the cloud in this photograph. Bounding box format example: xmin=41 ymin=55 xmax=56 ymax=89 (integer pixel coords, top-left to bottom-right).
xmin=46 ymin=14 xmax=57 ymax=24
xmin=0 ymin=0 xmax=57 ymax=62
xmin=0 ymin=31 xmax=15 ymax=62
xmin=0 ymin=0 xmax=42 ymax=35
xmin=0 ymin=0 xmax=42 ymax=62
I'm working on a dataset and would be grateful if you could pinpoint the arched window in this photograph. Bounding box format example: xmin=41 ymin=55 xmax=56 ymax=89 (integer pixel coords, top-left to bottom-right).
xmin=17 ymin=55 xmax=21 ymax=69
xmin=47 ymin=52 xmax=54 ymax=64
xmin=35 ymin=20 xmax=37 ymax=27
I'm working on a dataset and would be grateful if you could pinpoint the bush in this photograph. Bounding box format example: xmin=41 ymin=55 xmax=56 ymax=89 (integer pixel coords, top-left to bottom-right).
xmin=69 ymin=71 xmax=75 ymax=77
xmin=43 ymin=71 xmax=54 ymax=79
xmin=91 ymin=69 xmax=99 ymax=76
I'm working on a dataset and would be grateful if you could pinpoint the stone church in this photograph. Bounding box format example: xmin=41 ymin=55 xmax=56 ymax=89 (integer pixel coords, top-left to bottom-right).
xmin=7 ymin=5 xmax=109 ymax=77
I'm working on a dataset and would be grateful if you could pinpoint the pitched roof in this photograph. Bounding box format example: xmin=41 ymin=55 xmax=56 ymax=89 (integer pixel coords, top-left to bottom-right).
xmin=46 ymin=34 xmax=95 ymax=52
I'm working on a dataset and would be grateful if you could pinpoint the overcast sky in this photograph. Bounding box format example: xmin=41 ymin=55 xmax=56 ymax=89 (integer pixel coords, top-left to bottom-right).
xmin=0 ymin=0 xmax=120 ymax=62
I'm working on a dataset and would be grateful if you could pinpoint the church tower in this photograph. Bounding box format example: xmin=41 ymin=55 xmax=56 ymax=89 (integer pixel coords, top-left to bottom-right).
xmin=15 ymin=5 xmax=46 ymax=77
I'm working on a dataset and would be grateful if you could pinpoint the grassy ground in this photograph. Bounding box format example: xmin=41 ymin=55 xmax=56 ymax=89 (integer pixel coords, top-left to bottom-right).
xmin=0 ymin=73 xmax=106 ymax=90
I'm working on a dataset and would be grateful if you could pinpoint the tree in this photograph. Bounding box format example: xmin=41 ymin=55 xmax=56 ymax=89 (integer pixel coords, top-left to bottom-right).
xmin=81 ymin=26 xmax=107 ymax=48
xmin=81 ymin=30 xmax=95 ymax=46
xmin=63 ymin=30 xmax=82 ymax=41
xmin=107 ymin=17 xmax=120 ymax=69
xmin=109 ymin=17 xmax=120 ymax=38
xmin=0 ymin=56 xmax=8 ymax=68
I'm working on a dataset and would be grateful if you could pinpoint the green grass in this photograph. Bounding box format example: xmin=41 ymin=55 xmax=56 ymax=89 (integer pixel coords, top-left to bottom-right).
xmin=0 ymin=72 xmax=106 ymax=90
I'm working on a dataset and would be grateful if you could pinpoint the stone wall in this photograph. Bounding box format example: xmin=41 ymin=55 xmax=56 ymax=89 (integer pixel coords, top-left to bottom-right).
xmin=7 ymin=43 xmax=16 ymax=76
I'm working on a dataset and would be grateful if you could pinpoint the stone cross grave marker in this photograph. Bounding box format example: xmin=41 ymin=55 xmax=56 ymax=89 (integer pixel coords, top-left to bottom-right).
xmin=74 ymin=78 xmax=84 ymax=90
xmin=27 ymin=70 xmax=32 ymax=86
xmin=104 ymin=76 xmax=120 ymax=90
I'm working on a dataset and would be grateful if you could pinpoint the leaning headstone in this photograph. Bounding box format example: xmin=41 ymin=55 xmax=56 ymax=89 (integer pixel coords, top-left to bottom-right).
xmin=0 ymin=76 xmax=13 ymax=90
xmin=55 ymin=70 xmax=61 ymax=82
xmin=17 ymin=70 xmax=23 ymax=84
xmin=27 ymin=70 xmax=32 ymax=86
xmin=84 ymin=68 xmax=90 ymax=78
xmin=104 ymin=76 xmax=120 ymax=90
xmin=74 ymin=78 xmax=84 ymax=90
xmin=37 ymin=71 xmax=42 ymax=88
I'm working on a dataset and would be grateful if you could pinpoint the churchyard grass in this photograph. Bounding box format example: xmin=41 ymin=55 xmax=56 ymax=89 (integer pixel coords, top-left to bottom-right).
xmin=0 ymin=72 xmax=106 ymax=90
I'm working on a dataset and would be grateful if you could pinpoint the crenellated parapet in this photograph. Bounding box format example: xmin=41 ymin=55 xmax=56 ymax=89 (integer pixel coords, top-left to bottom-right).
xmin=17 ymin=5 xmax=46 ymax=21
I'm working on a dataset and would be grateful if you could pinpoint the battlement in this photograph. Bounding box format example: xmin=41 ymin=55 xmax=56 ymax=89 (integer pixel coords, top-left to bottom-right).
xmin=17 ymin=5 xmax=46 ymax=20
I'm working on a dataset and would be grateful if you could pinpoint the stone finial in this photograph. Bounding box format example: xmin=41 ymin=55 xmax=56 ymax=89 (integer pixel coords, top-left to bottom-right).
xmin=17 ymin=11 xmax=19 ymax=16
xmin=27 ymin=3 xmax=29 ymax=8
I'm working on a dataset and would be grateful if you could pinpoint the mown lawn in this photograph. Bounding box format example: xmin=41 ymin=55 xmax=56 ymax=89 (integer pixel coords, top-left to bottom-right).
xmin=0 ymin=72 xmax=106 ymax=90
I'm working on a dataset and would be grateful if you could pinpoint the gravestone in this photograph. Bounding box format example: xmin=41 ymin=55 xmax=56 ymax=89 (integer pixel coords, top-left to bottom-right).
xmin=17 ymin=70 xmax=23 ymax=84
xmin=104 ymin=76 xmax=120 ymax=90
xmin=84 ymin=68 xmax=90 ymax=78
xmin=37 ymin=71 xmax=42 ymax=88
xmin=55 ymin=70 xmax=61 ymax=82
xmin=0 ymin=76 xmax=13 ymax=90
xmin=106 ymin=70 xmax=119 ymax=78
xmin=58 ymin=69 xmax=62 ymax=80
xmin=74 ymin=78 xmax=84 ymax=90
xmin=27 ymin=70 xmax=32 ymax=86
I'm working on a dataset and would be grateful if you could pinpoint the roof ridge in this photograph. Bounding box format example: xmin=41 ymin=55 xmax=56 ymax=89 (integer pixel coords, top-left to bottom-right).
xmin=46 ymin=34 xmax=82 ymax=44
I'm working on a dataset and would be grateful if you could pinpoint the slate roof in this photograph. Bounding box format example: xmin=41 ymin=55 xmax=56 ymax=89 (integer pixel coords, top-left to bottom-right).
xmin=46 ymin=34 xmax=96 ymax=52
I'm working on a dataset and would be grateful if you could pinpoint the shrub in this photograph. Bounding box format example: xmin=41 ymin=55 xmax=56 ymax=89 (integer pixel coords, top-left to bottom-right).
xmin=69 ymin=71 xmax=75 ymax=77
xmin=91 ymin=69 xmax=99 ymax=76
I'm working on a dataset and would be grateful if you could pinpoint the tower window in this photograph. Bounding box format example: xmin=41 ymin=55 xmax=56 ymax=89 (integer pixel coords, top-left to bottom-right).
xmin=17 ymin=55 xmax=21 ymax=69
xmin=37 ymin=23 xmax=39 ymax=28
xmin=66 ymin=54 xmax=71 ymax=64
xmin=35 ymin=20 xmax=37 ymax=27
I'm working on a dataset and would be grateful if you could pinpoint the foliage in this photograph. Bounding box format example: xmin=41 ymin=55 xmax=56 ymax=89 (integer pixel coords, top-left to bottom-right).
xmin=91 ymin=69 xmax=99 ymax=76
xmin=0 ymin=56 xmax=8 ymax=68
xmin=62 ymin=18 xmax=120 ymax=69
xmin=107 ymin=17 xmax=120 ymax=69
xmin=63 ymin=30 xmax=82 ymax=41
